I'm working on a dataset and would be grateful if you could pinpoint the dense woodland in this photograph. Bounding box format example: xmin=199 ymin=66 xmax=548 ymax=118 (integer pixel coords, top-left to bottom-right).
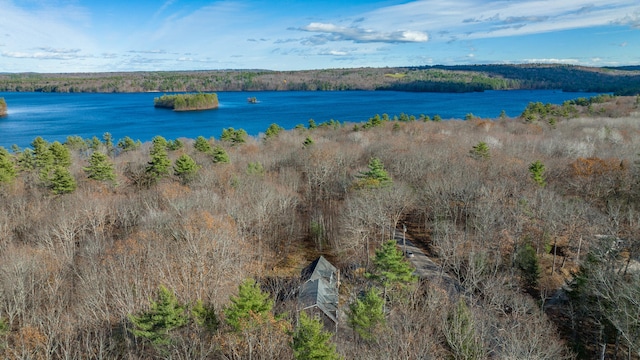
xmin=0 ymin=94 xmax=640 ymax=359
xmin=1 ymin=64 xmax=639 ymax=95
xmin=153 ymin=93 xmax=219 ymax=111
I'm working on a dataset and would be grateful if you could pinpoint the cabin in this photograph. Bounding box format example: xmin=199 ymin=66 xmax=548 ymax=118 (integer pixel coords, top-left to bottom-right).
xmin=298 ymin=256 xmax=340 ymax=331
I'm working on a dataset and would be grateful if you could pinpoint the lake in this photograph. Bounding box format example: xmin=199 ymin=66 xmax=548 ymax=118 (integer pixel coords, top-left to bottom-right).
xmin=0 ymin=90 xmax=603 ymax=149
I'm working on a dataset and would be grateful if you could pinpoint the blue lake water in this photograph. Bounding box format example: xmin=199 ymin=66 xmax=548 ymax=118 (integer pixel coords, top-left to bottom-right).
xmin=0 ymin=90 xmax=602 ymax=149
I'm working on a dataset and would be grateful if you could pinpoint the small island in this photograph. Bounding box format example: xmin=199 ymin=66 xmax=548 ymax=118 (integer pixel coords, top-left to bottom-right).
xmin=0 ymin=97 xmax=7 ymax=117
xmin=153 ymin=93 xmax=218 ymax=111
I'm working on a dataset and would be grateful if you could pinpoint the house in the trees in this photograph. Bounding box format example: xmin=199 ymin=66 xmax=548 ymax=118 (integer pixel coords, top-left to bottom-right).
xmin=298 ymin=256 xmax=340 ymax=331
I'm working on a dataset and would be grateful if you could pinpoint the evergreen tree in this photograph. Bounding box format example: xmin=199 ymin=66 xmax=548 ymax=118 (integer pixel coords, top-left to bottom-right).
xmin=356 ymin=157 xmax=392 ymax=189
xmin=529 ymin=160 xmax=546 ymax=187
xmin=308 ymin=119 xmax=317 ymax=129
xmin=89 ymin=136 xmax=102 ymax=150
xmin=49 ymin=141 xmax=71 ymax=168
xmin=367 ymin=240 xmax=417 ymax=296
xmin=145 ymin=136 xmax=171 ymax=183
xmin=167 ymin=138 xmax=183 ymax=151
xmin=444 ymin=298 xmax=485 ymax=360
xmin=220 ymin=127 xmax=247 ymax=144
xmin=50 ymin=166 xmax=77 ymax=194
xmin=224 ymin=278 xmax=273 ymax=331
xmin=84 ymin=151 xmax=116 ymax=182
xmin=173 ymin=154 xmax=200 ymax=184
xmin=292 ymin=312 xmax=342 ymax=360
xmin=0 ymin=146 xmax=17 ymax=184
xmin=246 ymin=161 xmax=265 ymax=176
xmin=194 ymin=136 xmax=212 ymax=153
xmin=515 ymin=243 xmax=540 ymax=288
xmin=128 ymin=285 xmax=188 ymax=346
xmin=102 ymin=132 xmax=114 ymax=155
xmin=117 ymin=136 xmax=141 ymax=152
xmin=65 ymin=135 xmax=89 ymax=152
xmin=211 ymin=145 xmax=230 ymax=164
xmin=303 ymin=136 xmax=314 ymax=148
xmin=470 ymin=141 xmax=490 ymax=160
xmin=347 ymin=287 xmax=385 ymax=341
xmin=31 ymin=136 xmax=53 ymax=170
xmin=191 ymin=300 xmax=219 ymax=332
xmin=264 ymin=123 xmax=284 ymax=140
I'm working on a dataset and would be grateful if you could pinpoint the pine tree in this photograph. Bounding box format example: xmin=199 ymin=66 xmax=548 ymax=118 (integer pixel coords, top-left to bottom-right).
xmin=347 ymin=287 xmax=385 ymax=341
xmin=529 ymin=160 xmax=546 ymax=187
xmin=145 ymin=136 xmax=171 ymax=183
xmin=367 ymin=240 xmax=417 ymax=296
xmin=0 ymin=146 xmax=17 ymax=183
xmin=31 ymin=136 xmax=53 ymax=171
xmin=224 ymin=278 xmax=273 ymax=331
xmin=516 ymin=243 xmax=540 ymax=288
xmin=50 ymin=166 xmax=77 ymax=194
xmin=84 ymin=151 xmax=116 ymax=182
xmin=264 ymin=123 xmax=284 ymax=140
xmin=292 ymin=312 xmax=342 ymax=360
xmin=356 ymin=157 xmax=392 ymax=189
xmin=191 ymin=300 xmax=219 ymax=332
xmin=128 ymin=285 xmax=188 ymax=346
xmin=211 ymin=145 xmax=230 ymax=164
xmin=50 ymin=141 xmax=71 ymax=167
xmin=173 ymin=154 xmax=200 ymax=184
xmin=117 ymin=136 xmax=141 ymax=152
xmin=102 ymin=132 xmax=114 ymax=155
xmin=470 ymin=141 xmax=490 ymax=160
xmin=444 ymin=298 xmax=485 ymax=360
xmin=220 ymin=127 xmax=247 ymax=144
xmin=303 ymin=136 xmax=314 ymax=148
xmin=194 ymin=136 xmax=212 ymax=153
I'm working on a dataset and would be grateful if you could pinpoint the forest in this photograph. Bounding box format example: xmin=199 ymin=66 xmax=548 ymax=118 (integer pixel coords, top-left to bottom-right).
xmin=0 ymin=64 xmax=639 ymax=95
xmin=0 ymin=94 xmax=639 ymax=359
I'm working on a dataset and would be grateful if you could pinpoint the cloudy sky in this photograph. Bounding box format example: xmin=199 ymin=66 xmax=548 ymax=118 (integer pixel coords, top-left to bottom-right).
xmin=1 ymin=0 xmax=639 ymax=73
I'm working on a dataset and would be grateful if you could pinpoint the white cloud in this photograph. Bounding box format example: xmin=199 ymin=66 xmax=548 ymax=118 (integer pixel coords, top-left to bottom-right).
xmin=301 ymin=22 xmax=428 ymax=43
xmin=357 ymin=0 xmax=640 ymax=41
xmin=523 ymin=58 xmax=580 ymax=64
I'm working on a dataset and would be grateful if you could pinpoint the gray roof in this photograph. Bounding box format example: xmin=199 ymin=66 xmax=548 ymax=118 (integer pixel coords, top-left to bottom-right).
xmin=299 ymin=256 xmax=339 ymax=323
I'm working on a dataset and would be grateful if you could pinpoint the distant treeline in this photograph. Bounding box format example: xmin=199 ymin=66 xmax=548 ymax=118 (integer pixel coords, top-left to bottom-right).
xmin=0 ymin=64 xmax=638 ymax=95
xmin=153 ymin=93 xmax=218 ymax=111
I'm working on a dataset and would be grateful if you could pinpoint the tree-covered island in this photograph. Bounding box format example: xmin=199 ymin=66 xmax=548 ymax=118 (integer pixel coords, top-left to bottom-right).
xmin=0 ymin=97 xmax=7 ymax=117
xmin=153 ymin=93 xmax=218 ymax=111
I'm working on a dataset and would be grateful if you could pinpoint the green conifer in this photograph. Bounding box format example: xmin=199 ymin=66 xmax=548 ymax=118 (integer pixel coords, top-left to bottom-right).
xmin=347 ymin=287 xmax=385 ymax=341
xmin=292 ymin=312 xmax=342 ymax=360
xmin=0 ymin=147 xmax=17 ymax=183
xmin=50 ymin=166 xmax=77 ymax=194
xmin=84 ymin=151 xmax=116 ymax=182
xmin=128 ymin=285 xmax=188 ymax=346
xmin=173 ymin=154 xmax=200 ymax=184
xmin=224 ymin=278 xmax=273 ymax=331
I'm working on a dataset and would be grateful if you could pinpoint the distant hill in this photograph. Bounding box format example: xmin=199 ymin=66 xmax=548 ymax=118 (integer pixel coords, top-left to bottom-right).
xmin=0 ymin=64 xmax=638 ymax=95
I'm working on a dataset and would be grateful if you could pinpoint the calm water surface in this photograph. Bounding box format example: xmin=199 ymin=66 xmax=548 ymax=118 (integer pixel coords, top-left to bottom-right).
xmin=0 ymin=90 xmax=602 ymax=149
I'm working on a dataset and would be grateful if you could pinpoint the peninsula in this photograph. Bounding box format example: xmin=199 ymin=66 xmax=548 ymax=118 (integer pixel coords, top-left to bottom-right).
xmin=153 ymin=93 xmax=218 ymax=111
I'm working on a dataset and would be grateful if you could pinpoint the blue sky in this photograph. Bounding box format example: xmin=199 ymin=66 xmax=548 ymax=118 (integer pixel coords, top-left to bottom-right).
xmin=1 ymin=0 xmax=639 ymax=73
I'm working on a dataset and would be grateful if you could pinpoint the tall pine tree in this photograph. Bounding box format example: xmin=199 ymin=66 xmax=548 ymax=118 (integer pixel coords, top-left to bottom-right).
xmin=224 ymin=278 xmax=273 ymax=331
xmin=84 ymin=151 xmax=116 ymax=182
xmin=128 ymin=285 xmax=188 ymax=347
xmin=292 ymin=312 xmax=342 ymax=360
xmin=347 ymin=287 xmax=385 ymax=341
